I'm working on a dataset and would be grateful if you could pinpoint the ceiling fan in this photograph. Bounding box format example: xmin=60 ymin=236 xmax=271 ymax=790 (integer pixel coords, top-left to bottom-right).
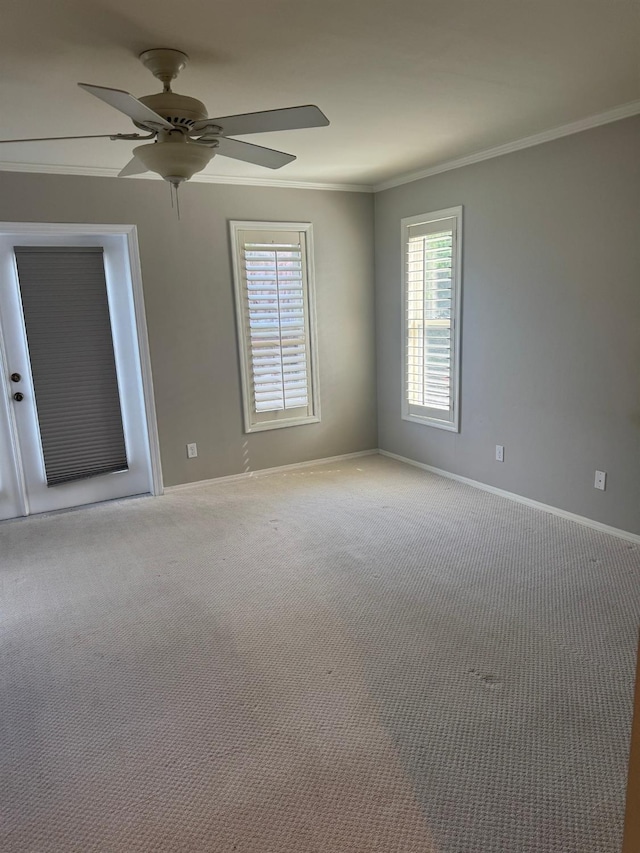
xmin=0 ymin=48 xmax=330 ymax=187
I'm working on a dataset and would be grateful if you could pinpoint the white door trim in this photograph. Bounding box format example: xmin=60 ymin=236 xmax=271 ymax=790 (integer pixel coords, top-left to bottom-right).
xmin=0 ymin=319 xmax=27 ymax=517
xmin=0 ymin=222 xmax=163 ymax=505
xmin=122 ymin=226 xmax=163 ymax=497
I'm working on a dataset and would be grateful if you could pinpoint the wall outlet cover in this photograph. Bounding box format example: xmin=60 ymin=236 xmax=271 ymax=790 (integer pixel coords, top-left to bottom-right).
xmin=496 ymin=445 xmax=504 ymax=462
xmin=594 ymin=470 xmax=606 ymax=490
xmin=187 ymin=443 xmax=198 ymax=459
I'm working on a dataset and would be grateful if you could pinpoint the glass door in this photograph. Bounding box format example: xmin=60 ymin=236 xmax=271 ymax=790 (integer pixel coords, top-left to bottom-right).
xmin=0 ymin=226 xmax=159 ymax=518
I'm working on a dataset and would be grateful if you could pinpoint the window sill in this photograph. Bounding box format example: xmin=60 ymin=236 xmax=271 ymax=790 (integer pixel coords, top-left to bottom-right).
xmin=402 ymin=412 xmax=459 ymax=433
xmin=245 ymin=415 xmax=321 ymax=434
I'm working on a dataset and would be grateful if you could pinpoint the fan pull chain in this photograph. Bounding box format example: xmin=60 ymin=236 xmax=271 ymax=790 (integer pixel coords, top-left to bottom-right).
xmin=168 ymin=181 xmax=181 ymax=220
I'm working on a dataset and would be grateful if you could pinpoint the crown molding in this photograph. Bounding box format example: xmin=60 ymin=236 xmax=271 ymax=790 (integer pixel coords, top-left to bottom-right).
xmin=1 ymin=98 xmax=638 ymax=195
xmin=374 ymin=98 xmax=640 ymax=192
xmin=0 ymin=160 xmax=373 ymax=193
xmin=191 ymin=172 xmax=373 ymax=192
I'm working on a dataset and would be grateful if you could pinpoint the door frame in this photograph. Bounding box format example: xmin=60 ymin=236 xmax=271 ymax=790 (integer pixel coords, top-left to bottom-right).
xmin=0 ymin=222 xmax=163 ymax=513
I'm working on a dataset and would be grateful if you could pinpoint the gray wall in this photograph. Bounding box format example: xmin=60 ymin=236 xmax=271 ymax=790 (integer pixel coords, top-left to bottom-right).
xmin=2 ymin=117 xmax=639 ymax=533
xmin=0 ymin=172 xmax=376 ymax=486
xmin=375 ymin=116 xmax=640 ymax=534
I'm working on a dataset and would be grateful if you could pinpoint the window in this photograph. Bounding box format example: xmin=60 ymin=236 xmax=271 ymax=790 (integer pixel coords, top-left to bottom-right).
xmin=230 ymin=221 xmax=320 ymax=433
xmin=401 ymin=206 xmax=462 ymax=432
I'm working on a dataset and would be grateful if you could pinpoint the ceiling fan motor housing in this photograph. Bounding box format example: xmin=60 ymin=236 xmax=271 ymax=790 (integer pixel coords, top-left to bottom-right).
xmin=135 ymin=92 xmax=208 ymax=131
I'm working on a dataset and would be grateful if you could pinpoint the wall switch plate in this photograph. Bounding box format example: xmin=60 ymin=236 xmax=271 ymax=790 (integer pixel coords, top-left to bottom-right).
xmin=495 ymin=445 xmax=504 ymax=462
xmin=186 ymin=443 xmax=198 ymax=459
xmin=594 ymin=470 xmax=606 ymax=490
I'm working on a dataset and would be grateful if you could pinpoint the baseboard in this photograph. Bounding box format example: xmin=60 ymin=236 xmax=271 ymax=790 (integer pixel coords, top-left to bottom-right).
xmin=379 ymin=449 xmax=640 ymax=545
xmin=165 ymin=446 xmax=640 ymax=544
xmin=164 ymin=449 xmax=379 ymax=493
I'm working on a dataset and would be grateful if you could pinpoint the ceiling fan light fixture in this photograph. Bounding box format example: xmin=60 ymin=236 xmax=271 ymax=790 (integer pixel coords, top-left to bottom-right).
xmin=0 ymin=48 xmax=329 ymax=191
xmin=133 ymin=140 xmax=215 ymax=183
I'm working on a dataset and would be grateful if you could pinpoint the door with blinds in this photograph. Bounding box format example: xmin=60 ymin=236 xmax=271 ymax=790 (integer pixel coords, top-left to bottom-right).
xmin=0 ymin=227 xmax=159 ymax=519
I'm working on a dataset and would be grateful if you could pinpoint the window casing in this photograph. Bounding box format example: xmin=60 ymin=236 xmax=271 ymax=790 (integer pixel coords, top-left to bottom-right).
xmin=230 ymin=221 xmax=320 ymax=433
xmin=401 ymin=206 xmax=462 ymax=432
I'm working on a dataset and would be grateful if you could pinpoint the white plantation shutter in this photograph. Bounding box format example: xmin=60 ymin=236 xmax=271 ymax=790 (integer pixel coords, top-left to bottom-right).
xmin=402 ymin=207 xmax=462 ymax=431
xmin=231 ymin=223 xmax=319 ymax=432
xmin=245 ymin=240 xmax=308 ymax=413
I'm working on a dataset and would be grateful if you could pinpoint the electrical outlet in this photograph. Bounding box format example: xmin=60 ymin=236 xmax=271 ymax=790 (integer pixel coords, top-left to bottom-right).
xmin=495 ymin=445 xmax=504 ymax=462
xmin=186 ymin=442 xmax=198 ymax=459
xmin=594 ymin=470 xmax=606 ymax=491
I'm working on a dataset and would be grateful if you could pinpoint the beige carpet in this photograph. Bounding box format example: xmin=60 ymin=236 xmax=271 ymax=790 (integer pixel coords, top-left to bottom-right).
xmin=1 ymin=455 xmax=638 ymax=852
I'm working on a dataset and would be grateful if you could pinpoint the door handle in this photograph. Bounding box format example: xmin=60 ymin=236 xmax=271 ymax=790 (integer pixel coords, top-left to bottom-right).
xmin=13 ymin=392 xmax=24 ymax=402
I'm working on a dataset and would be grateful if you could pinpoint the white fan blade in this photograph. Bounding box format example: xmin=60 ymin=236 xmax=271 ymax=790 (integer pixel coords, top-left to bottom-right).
xmin=118 ymin=156 xmax=149 ymax=177
xmin=191 ymin=105 xmax=329 ymax=138
xmin=212 ymin=137 xmax=295 ymax=169
xmin=78 ymin=83 xmax=173 ymax=130
xmin=0 ymin=134 xmax=120 ymax=143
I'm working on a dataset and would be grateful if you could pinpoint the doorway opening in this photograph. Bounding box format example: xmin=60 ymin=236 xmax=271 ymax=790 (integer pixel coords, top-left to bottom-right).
xmin=0 ymin=223 xmax=162 ymax=520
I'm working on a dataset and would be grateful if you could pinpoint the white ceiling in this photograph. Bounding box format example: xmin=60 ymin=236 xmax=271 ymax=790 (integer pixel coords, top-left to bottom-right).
xmin=1 ymin=0 xmax=639 ymax=188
